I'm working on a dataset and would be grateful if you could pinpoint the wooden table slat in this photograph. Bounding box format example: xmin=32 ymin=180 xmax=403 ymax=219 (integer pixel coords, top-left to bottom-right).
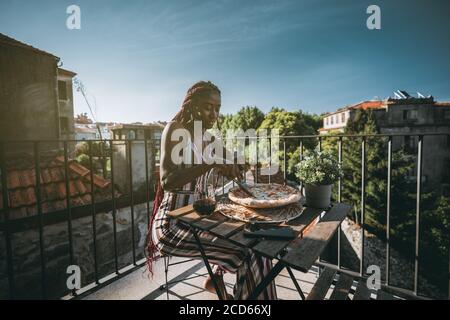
xmin=191 ymin=211 xmax=228 ymax=231
xmin=167 ymin=204 xmax=194 ymax=218
xmin=209 ymin=219 xmax=245 ymax=238
xmin=353 ymin=280 xmax=372 ymax=300
xmin=306 ymin=267 xmax=336 ymax=300
xmin=178 ymin=210 xmax=205 ymax=224
xmin=281 ymin=203 xmax=351 ymax=272
xmin=329 ymin=273 xmax=354 ymax=300
xmin=252 ymin=207 xmax=323 ymax=258
xmin=228 ymin=230 xmax=259 ymax=247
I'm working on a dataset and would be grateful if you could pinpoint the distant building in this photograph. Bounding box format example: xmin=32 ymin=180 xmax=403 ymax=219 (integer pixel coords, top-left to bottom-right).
xmin=110 ymin=123 xmax=164 ymax=193
xmin=320 ymin=90 xmax=450 ymax=192
xmin=95 ymin=122 xmax=113 ymax=140
xmin=75 ymin=125 xmax=98 ymax=140
xmin=0 ymin=33 xmax=76 ymax=153
xmin=57 ymin=68 xmax=77 ymax=141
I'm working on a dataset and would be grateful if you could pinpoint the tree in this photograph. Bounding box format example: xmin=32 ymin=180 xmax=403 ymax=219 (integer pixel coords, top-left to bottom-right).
xmin=75 ymin=141 xmax=110 ymax=178
xmin=259 ymin=108 xmax=320 ymax=143
xmin=217 ymin=106 xmax=265 ymax=134
xmin=231 ymin=106 xmax=265 ymax=132
xmin=258 ymin=108 xmax=322 ymax=180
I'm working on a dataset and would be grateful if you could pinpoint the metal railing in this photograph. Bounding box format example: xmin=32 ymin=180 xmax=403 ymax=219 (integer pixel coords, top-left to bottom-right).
xmin=0 ymin=133 xmax=449 ymax=299
xmin=228 ymin=132 xmax=449 ymax=299
xmin=0 ymin=138 xmax=159 ymax=299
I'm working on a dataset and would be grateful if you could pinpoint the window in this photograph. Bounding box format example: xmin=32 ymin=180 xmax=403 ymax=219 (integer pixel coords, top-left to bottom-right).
xmin=330 ymin=116 xmax=334 ymax=125
xmin=58 ymin=81 xmax=67 ymax=100
xmin=325 ymin=118 xmax=328 ymax=126
xmin=60 ymin=117 xmax=69 ymax=134
xmin=403 ymin=109 xmax=418 ymax=121
xmin=444 ymin=110 xmax=450 ymax=120
xmin=127 ymin=130 xmax=136 ymax=140
xmin=341 ymin=113 xmax=345 ymax=123
xmin=336 ymin=114 xmax=340 ymax=124
xmin=153 ymin=131 xmax=162 ymax=139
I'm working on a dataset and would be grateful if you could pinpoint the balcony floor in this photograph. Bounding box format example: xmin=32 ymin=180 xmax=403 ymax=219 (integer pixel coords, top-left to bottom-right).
xmin=83 ymin=256 xmax=324 ymax=300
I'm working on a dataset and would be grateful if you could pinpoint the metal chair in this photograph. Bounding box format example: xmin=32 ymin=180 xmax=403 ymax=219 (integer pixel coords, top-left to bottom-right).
xmin=159 ymin=255 xmax=209 ymax=300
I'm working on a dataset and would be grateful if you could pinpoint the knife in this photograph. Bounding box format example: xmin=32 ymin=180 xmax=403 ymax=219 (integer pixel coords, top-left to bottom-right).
xmin=233 ymin=179 xmax=255 ymax=198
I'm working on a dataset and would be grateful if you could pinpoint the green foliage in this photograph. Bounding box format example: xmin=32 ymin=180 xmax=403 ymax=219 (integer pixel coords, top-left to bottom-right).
xmin=217 ymin=106 xmax=265 ymax=133
xmin=76 ymin=153 xmax=90 ymax=168
xmin=258 ymin=108 xmax=321 ymax=179
xmin=295 ymin=151 xmax=343 ymax=185
xmin=258 ymin=107 xmax=320 ymax=137
xmin=335 ymin=109 xmax=448 ymax=295
xmin=75 ymin=141 xmax=111 ymax=177
xmin=232 ymin=106 xmax=265 ymax=131
xmin=75 ymin=141 xmax=110 ymax=157
xmin=217 ymin=106 xmax=321 ymax=177
xmin=340 ymin=109 xmax=389 ymax=225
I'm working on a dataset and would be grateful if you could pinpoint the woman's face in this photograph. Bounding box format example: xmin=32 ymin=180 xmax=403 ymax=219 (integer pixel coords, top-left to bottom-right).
xmin=194 ymin=91 xmax=221 ymax=129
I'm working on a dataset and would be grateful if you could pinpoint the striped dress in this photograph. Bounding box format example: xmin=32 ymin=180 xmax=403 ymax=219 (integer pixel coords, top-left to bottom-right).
xmin=151 ymin=151 xmax=277 ymax=300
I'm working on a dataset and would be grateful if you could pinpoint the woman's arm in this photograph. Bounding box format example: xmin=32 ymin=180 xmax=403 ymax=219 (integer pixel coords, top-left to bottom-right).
xmin=160 ymin=122 xmax=246 ymax=191
xmin=159 ymin=122 xmax=214 ymax=191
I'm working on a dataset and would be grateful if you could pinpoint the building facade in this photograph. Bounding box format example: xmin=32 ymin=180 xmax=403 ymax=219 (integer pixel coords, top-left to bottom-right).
xmin=320 ymin=91 xmax=450 ymax=193
xmin=0 ymin=33 xmax=76 ymax=153
xmin=110 ymin=123 xmax=164 ymax=193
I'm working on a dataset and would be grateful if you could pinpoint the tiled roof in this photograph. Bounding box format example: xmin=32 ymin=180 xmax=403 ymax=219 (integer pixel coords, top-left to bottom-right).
xmin=351 ymin=100 xmax=387 ymax=110
xmin=435 ymin=102 xmax=450 ymax=107
xmin=75 ymin=126 xmax=98 ymax=134
xmin=324 ymin=100 xmax=387 ymax=116
xmin=0 ymin=155 xmax=120 ymax=220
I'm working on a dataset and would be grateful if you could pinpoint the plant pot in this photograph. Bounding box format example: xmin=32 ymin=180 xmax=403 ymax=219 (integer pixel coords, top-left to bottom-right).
xmin=304 ymin=184 xmax=332 ymax=208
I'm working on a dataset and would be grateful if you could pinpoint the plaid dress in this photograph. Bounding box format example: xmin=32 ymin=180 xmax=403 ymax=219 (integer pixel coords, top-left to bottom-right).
xmin=151 ymin=165 xmax=277 ymax=300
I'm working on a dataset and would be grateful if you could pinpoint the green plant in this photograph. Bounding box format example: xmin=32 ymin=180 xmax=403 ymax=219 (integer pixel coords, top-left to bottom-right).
xmin=76 ymin=153 xmax=90 ymax=168
xmin=295 ymin=151 xmax=343 ymax=185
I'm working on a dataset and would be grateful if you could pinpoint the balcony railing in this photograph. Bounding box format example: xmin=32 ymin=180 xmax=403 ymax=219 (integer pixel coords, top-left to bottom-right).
xmin=0 ymin=133 xmax=449 ymax=299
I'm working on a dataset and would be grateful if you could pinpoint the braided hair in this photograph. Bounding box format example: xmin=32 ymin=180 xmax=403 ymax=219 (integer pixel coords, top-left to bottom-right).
xmin=172 ymin=80 xmax=221 ymax=125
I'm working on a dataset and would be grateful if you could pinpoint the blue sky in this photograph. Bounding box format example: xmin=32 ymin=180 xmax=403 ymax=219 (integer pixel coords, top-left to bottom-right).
xmin=1 ymin=0 xmax=449 ymax=122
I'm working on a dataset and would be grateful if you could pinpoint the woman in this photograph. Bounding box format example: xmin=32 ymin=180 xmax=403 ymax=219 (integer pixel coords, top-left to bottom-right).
xmin=147 ymin=81 xmax=276 ymax=300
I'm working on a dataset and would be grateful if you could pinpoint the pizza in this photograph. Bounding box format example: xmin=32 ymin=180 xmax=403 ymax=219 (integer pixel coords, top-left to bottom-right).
xmin=216 ymin=197 xmax=305 ymax=223
xmin=228 ymin=183 xmax=302 ymax=208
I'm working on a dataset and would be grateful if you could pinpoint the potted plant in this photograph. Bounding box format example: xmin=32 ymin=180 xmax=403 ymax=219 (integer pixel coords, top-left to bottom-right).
xmin=295 ymin=151 xmax=343 ymax=208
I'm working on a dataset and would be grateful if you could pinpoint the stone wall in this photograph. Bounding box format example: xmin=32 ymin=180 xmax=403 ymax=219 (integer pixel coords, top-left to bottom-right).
xmin=322 ymin=218 xmax=446 ymax=299
xmin=0 ymin=202 xmax=152 ymax=299
xmin=0 ymin=40 xmax=60 ymax=151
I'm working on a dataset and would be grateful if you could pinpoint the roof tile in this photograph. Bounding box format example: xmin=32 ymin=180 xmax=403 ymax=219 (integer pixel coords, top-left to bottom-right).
xmin=69 ymin=162 xmax=90 ymax=177
xmin=0 ymin=155 xmax=120 ymax=218
xmin=7 ymin=171 xmax=21 ymax=189
xmin=75 ymin=179 xmax=88 ymax=194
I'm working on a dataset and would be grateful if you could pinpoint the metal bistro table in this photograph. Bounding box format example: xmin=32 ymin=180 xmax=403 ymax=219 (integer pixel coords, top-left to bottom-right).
xmin=166 ymin=195 xmax=352 ymax=300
